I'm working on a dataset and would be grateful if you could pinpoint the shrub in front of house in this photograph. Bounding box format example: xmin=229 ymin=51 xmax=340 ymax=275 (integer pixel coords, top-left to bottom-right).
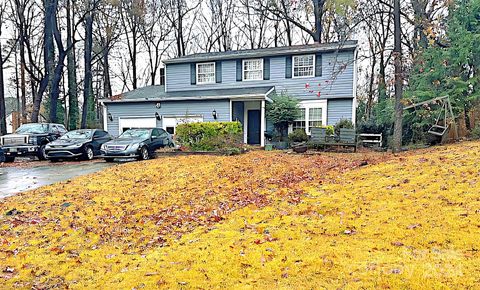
xmin=266 ymin=94 xmax=300 ymax=141
xmin=288 ymin=129 xmax=309 ymax=143
xmin=334 ymin=119 xmax=354 ymax=135
xmin=322 ymin=125 xmax=335 ymax=136
xmin=175 ymin=121 xmax=243 ymax=153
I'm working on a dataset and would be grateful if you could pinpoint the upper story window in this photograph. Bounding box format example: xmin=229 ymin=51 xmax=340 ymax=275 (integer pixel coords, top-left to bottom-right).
xmin=243 ymin=59 xmax=263 ymax=81
xmin=196 ymin=62 xmax=216 ymax=84
xmin=293 ymin=55 xmax=315 ymax=78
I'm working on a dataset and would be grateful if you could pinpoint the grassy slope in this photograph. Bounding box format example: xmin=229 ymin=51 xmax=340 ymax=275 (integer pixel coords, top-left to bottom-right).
xmin=1 ymin=143 xmax=479 ymax=289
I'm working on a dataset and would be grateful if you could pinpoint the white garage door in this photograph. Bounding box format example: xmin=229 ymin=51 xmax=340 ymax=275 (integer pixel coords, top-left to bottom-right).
xmin=119 ymin=117 xmax=157 ymax=134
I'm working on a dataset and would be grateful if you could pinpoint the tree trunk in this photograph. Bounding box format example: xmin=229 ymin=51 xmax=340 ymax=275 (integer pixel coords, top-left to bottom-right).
xmin=32 ymin=0 xmax=56 ymax=123
xmin=66 ymin=0 xmax=78 ymax=130
xmin=49 ymin=51 xmax=67 ymax=123
xmin=81 ymin=3 xmax=94 ymax=129
xmin=312 ymin=0 xmax=325 ymax=43
xmin=392 ymin=0 xmax=403 ymax=153
xmin=48 ymin=0 xmax=62 ymax=123
xmin=103 ymin=47 xmax=112 ymax=99
xmin=177 ymin=0 xmax=185 ymax=56
xmin=0 ymin=43 xmax=6 ymax=135
xmin=378 ymin=53 xmax=387 ymax=102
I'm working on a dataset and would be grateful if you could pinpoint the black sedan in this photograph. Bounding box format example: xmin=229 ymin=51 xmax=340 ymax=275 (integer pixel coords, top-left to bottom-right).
xmin=45 ymin=129 xmax=112 ymax=161
xmin=101 ymin=128 xmax=173 ymax=162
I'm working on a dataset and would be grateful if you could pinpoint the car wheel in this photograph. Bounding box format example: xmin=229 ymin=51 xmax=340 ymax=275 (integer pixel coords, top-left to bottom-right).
xmin=138 ymin=146 xmax=149 ymax=161
xmin=37 ymin=144 xmax=47 ymax=160
xmin=84 ymin=146 xmax=94 ymax=160
xmin=104 ymin=158 xmax=115 ymax=163
xmin=4 ymin=156 xmax=15 ymax=163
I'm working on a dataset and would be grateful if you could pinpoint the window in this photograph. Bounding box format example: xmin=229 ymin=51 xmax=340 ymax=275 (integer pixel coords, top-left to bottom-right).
xmin=292 ymin=108 xmax=306 ymax=132
xmin=94 ymin=130 xmax=109 ymax=138
xmin=243 ymin=59 xmax=263 ymax=81
xmin=151 ymin=128 xmax=160 ymax=138
xmin=57 ymin=125 xmax=67 ymax=134
xmin=166 ymin=127 xmax=175 ymax=134
xmin=158 ymin=129 xmax=168 ymax=138
xmin=308 ymin=108 xmax=323 ymax=128
xmin=196 ymin=62 xmax=215 ymax=84
xmin=293 ymin=55 xmax=315 ymax=78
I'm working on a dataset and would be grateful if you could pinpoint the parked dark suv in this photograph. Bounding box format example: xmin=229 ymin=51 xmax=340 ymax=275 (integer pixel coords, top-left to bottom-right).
xmin=0 ymin=123 xmax=67 ymax=162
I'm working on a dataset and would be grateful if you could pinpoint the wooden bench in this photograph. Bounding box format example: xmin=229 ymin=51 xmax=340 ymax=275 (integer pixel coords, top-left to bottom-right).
xmin=309 ymin=127 xmax=327 ymax=147
xmin=309 ymin=127 xmax=357 ymax=152
xmin=359 ymin=133 xmax=382 ymax=148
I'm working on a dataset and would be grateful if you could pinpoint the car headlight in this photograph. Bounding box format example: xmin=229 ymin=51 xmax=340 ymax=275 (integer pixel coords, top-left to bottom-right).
xmin=129 ymin=143 xmax=140 ymax=150
xmin=28 ymin=136 xmax=38 ymax=145
xmin=65 ymin=144 xmax=83 ymax=149
xmin=101 ymin=144 xmax=107 ymax=151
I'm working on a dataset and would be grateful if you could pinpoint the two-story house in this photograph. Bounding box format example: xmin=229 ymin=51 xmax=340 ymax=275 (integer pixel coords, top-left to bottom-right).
xmin=101 ymin=40 xmax=358 ymax=146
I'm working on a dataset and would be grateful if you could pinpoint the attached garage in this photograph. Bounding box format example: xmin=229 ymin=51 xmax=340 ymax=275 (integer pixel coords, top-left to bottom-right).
xmin=118 ymin=117 xmax=157 ymax=134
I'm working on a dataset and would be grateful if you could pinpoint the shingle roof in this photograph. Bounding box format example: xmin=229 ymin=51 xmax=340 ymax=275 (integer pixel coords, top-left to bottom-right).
xmin=104 ymin=86 xmax=275 ymax=103
xmin=163 ymin=40 xmax=358 ymax=64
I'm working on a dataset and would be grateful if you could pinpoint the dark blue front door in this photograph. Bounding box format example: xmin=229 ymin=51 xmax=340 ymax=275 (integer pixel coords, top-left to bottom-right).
xmin=247 ymin=110 xmax=261 ymax=145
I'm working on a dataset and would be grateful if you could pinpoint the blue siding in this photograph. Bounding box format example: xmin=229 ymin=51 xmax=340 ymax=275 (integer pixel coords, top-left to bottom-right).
xmin=105 ymin=100 xmax=230 ymax=136
xmin=165 ymin=51 xmax=355 ymax=101
xmin=327 ymin=99 xmax=353 ymax=125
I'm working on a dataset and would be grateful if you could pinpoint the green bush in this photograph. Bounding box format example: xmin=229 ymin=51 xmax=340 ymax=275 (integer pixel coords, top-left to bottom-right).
xmin=334 ymin=119 xmax=354 ymax=135
xmin=266 ymin=94 xmax=300 ymax=141
xmin=288 ymin=129 xmax=308 ymax=143
xmin=175 ymin=121 xmax=243 ymax=152
xmin=322 ymin=125 xmax=335 ymax=135
xmin=472 ymin=123 xmax=480 ymax=139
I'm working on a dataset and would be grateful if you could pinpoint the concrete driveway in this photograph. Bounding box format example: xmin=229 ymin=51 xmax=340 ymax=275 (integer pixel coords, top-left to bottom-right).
xmin=0 ymin=161 xmax=114 ymax=198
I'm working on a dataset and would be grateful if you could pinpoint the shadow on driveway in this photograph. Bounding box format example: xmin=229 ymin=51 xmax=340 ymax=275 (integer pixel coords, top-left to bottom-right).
xmin=0 ymin=161 xmax=114 ymax=198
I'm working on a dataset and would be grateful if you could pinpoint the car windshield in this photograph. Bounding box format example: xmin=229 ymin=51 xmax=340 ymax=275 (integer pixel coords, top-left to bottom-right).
xmin=61 ymin=130 xmax=93 ymax=139
xmin=119 ymin=129 xmax=151 ymax=139
xmin=15 ymin=124 xmax=49 ymax=134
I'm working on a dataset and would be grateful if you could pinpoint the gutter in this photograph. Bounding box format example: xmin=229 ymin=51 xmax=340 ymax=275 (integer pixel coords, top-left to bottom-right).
xmin=100 ymin=93 xmax=270 ymax=104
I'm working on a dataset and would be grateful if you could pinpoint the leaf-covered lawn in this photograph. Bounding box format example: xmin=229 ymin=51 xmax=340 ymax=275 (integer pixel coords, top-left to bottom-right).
xmin=1 ymin=144 xmax=479 ymax=288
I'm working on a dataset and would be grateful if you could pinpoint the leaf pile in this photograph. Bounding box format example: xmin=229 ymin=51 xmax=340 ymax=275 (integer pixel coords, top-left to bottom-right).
xmin=1 ymin=144 xmax=479 ymax=288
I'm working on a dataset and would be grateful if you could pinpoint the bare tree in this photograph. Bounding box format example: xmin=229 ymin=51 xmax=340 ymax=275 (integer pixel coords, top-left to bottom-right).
xmin=94 ymin=1 xmax=122 ymax=99
xmin=254 ymin=0 xmax=327 ymax=43
xmin=164 ymin=0 xmax=201 ymax=57
xmin=196 ymin=0 xmax=236 ymax=52
xmin=358 ymin=0 xmax=394 ymax=118
xmin=81 ymin=0 xmax=95 ymax=128
xmin=0 ymin=2 xmax=9 ymax=134
xmin=139 ymin=0 xmax=172 ymax=85
xmin=392 ymin=0 xmax=403 ymax=153
xmin=237 ymin=0 xmax=274 ymax=49
xmin=66 ymin=0 xmax=78 ymax=129
xmin=118 ymin=0 xmax=145 ymax=90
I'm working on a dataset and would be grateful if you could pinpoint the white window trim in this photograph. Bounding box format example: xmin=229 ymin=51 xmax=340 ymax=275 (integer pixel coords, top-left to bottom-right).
xmin=288 ymin=100 xmax=327 ymax=134
xmin=196 ymin=62 xmax=216 ymax=85
xmin=242 ymin=58 xmax=264 ymax=81
xmin=292 ymin=54 xmax=315 ymax=79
